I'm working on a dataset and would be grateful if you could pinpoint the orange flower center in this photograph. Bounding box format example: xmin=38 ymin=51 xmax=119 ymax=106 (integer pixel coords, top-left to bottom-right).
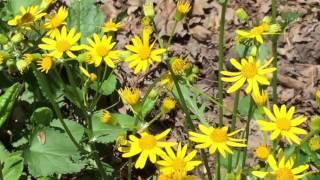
xmin=139 ymin=46 xmax=151 ymax=60
xmin=241 ymin=63 xmax=257 ymax=78
xmin=275 ymin=167 xmax=294 ymax=180
xmin=276 ymin=118 xmax=291 ymax=131
xmin=139 ymin=134 xmax=157 ymax=150
xmin=96 ymin=45 xmax=109 ymax=57
xmin=171 ymin=158 xmax=186 ymax=171
xmin=21 ymin=13 xmax=34 ymax=24
xmin=210 ymin=129 xmax=228 ymax=143
xmin=56 ymin=39 xmax=71 ymax=52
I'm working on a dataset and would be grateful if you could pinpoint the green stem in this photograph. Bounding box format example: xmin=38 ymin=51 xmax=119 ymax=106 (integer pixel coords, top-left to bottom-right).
xmin=167 ymin=21 xmax=178 ymax=47
xmin=227 ymin=90 xmax=240 ymax=172
xmin=138 ymin=113 xmax=163 ymax=133
xmin=241 ymin=97 xmax=255 ymax=167
xmin=91 ymin=144 xmax=109 ymax=180
xmin=271 ymin=0 xmax=278 ymax=105
xmin=216 ymin=154 xmax=221 ymax=180
xmin=127 ymin=158 xmax=132 ymax=180
xmin=218 ymin=0 xmax=229 ymax=126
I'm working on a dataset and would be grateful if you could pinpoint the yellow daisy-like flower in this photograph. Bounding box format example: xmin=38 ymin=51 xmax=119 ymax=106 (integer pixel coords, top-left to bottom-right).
xmin=176 ymin=0 xmax=191 ymax=15
xmin=79 ymin=66 xmax=97 ymax=81
xmin=255 ymin=144 xmax=270 ymax=161
xmin=118 ymin=129 xmax=176 ymax=169
xmin=252 ymin=150 xmax=312 ymax=179
xmin=221 ymin=56 xmax=276 ymax=94
xmin=157 ymin=143 xmax=201 ymax=179
xmin=118 ymin=87 xmax=141 ymax=106
xmin=37 ymin=56 xmax=54 ymax=73
xmin=39 ymin=26 xmax=82 ymax=59
xmin=252 ymin=90 xmax=268 ymax=106
xmin=171 ymin=57 xmax=190 ymax=75
xmin=102 ymin=19 xmax=121 ymax=33
xmin=43 ymin=6 xmax=68 ymax=38
xmin=161 ymin=97 xmax=176 ymax=113
xmin=84 ymin=33 xmax=119 ymax=68
xmin=257 ymin=104 xmax=308 ymax=145
xmin=236 ymin=22 xmax=281 ymax=44
xmin=8 ymin=6 xmax=46 ymax=29
xmin=125 ymin=28 xmax=166 ymax=74
xmin=189 ymin=124 xmax=246 ymax=158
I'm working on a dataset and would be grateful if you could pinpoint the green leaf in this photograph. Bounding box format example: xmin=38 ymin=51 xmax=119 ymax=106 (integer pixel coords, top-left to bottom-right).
xmin=281 ymin=11 xmax=301 ymax=29
xmin=111 ymin=113 xmax=137 ymax=130
xmin=50 ymin=119 xmax=84 ymax=143
xmin=90 ymin=73 xmax=117 ymax=96
xmin=30 ymin=107 xmax=53 ymax=126
xmin=91 ymin=111 xmax=126 ymax=144
xmin=67 ymin=0 xmax=105 ymax=42
xmin=258 ymin=44 xmax=269 ymax=61
xmin=140 ymin=97 xmax=158 ymax=119
xmin=0 ymin=83 xmax=21 ymax=128
xmin=2 ymin=153 xmax=24 ymax=180
xmin=63 ymin=85 xmax=83 ymax=108
xmin=25 ymin=128 xmax=85 ymax=177
xmin=6 ymin=0 xmax=41 ymax=15
xmin=0 ymin=142 xmax=10 ymax=161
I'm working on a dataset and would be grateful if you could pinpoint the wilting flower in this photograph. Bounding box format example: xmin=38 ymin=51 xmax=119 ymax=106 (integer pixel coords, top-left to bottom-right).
xmin=221 ymin=56 xmax=276 ymax=94
xmin=252 ymin=90 xmax=268 ymax=106
xmin=39 ymin=26 xmax=82 ymax=59
xmin=37 ymin=56 xmax=54 ymax=73
xmin=189 ymin=124 xmax=246 ymax=158
xmin=102 ymin=19 xmax=122 ymax=33
xmin=157 ymin=143 xmax=201 ymax=179
xmin=125 ymin=28 xmax=166 ymax=74
xmin=255 ymin=144 xmax=270 ymax=161
xmin=252 ymin=149 xmax=313 ymax=179
xmin=118 ymin=129 xmax=176 ymax=169
xmin=161 ymin=97 xmax=176 ymax=113
xmin=257 ymin=104 xmax=308 ymax=144
xmin=79 ymin=66 xmax=97 ymax=81
xmin=43 ymin=6 xmax=68 ymax=38
xmin=118 ymin=87 xmax=141 ymax=106
xmin=84 ymin=34 xmax=119 ymax=68
xmin=8 ymin=6 xmax=46 ymax=29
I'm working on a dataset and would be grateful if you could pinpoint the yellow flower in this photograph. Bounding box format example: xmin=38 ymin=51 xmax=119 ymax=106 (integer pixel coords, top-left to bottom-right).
xmin=316 ymin=88 xmax=320 ymax=106
xmin=43 ymin=6 xmax=68 ymax=38
xmin=102 ymin=19 xmax=121 ymax=33
xmin=37 ymin=56 xmax=54 ymax=73
xmin=158 ymin=174 xmax=197 ymax=180
xmin=160 ymin=73 xmax=174 ymax=90
xmin=39 ymin=26 xmax=82 ymax=59
xmin=171 ymin=57 xmax=190 ymax=75
xmin=79 ymin=66 xmax=97 ymax=81
xmin=118 ymin=87 xmax=141 ymax=106
xmin=257 ymin=105 xmax=308 ymax=144
xmin=161 ymin=97 xmax=176 ymax=113
xmin=309 ymin=135 xmax=320 ymax=151
xmin=189 ymin=124 xmax=246 ymax=158
xmin=252 ymin=90 xmax=268 ymax=106
xmin=125 ymin=29 xmax=166 ymax=74
xmin=8 ymin=6 xmax=46 ymax=29
xmin=101 ymin=110 xmax=112 ymax=124
xmin=255 ymin=145 xmax=270 ymax=161
xmin=176 ymin=0 xmax=191 ymax=21
xmin=221 ymin=56 xmax=276 ymax=94
xmin=118 ymin=129 xmax=176 ymax=169
xmin=236 ymin=22 xmax=281 ymax=44
xmin=23 ymin=53 xmax=34 ymax=65
xmin=0 ymin=55 xmax=4 ymax=65
xmin=252 ymin=150 xmax=312 ymax=179
xmin=157 ymin=143 xmax=201 ymax=179
xmin=84 ymin=33 xmax=119 ymax=68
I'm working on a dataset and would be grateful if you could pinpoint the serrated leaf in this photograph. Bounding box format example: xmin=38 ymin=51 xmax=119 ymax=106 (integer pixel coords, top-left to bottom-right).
xmin=67 ymin=0 xmax=105 ymax=42
xmin=50 ymin=119 xmax=84 ymax=143
xmin=25 ymin=128 xmax=85 ymax=177
xmin=0 ymin=83 xmax=21 ymax=128
xmin=91 ymin=111 xmax=126 ymax=144
xmin=2 ymin=153 xmax=24 ymax=180
xmin=90 ymin=73 xmax=117 ymax=96
xmin=30 ymin=107 xmax=53 ymax=126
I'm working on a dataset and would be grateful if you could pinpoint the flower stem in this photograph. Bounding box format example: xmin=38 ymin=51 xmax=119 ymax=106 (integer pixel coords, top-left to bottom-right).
xmin=167 ymin=21 xmax=178 ymax=47
xmin=241 ymin=97 xmax=255 ymax=168
xmin=271 ymin=0 xmax=278 ymax=105
xmin=227 ymin=89 xmax=240 ymax=172
xmin=127 ymin=158 xmax=132 ymax=180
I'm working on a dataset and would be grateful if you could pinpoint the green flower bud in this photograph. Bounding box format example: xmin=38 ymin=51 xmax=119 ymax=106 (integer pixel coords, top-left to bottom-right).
xmin=0 ymin=51 xmax=9 ymax=65
xmin=311 ymin=116 xmax=320 ymax=131
xmin=262 ymin=16 xmax=272 ymax=24
xmin=148 ymin=89 xmax=158 ymax=100
xmin=309 ymin=135 xmax=320 ymax=151
xmin=143 ymin=1 xmax=155 ymax=18
xmin=16 ymin=59 xmax=29 ymax=74
xmin=269 ymin=24 xmax=281 ymax=33
xmin=12 ymin=33 xmax=24 ymax=43
xmin=0 ymin=34 xmax=8 ymax=45
xmin=235 ymin=8 xmax=248 ymax=22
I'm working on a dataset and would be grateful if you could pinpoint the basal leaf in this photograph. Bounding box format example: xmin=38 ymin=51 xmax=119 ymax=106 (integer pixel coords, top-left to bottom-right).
xmin=30 ymin=107 xmax=53 ymax=126
xmin=50 ymin=119 xmax=84 ymax=143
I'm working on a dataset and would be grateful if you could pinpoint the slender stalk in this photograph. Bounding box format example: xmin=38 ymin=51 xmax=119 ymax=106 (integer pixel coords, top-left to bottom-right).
xmin=218 ymin=0 xmax=229 ymax=126
xmin=271 ymin=0 xmax=278 ymax=105
xmin=227 ymin=90 xmax=240 ymax=172
xmin=216 ymin=154 xmax=221 ymax=180
xmin=167 ymin=21 xmax=178 ymax=47
xmin=127 ymin=158 xmax=132 ymax=180
xmin=241 ymin=97 xmax=255 ymax=167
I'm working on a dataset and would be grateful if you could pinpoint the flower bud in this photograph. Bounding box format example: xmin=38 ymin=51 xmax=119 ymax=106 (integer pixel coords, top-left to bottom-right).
xmin=235 ymin=8 xmax=248 ymax=22
xmin=0 ymin=34 xmax=8 ymax=45
xmin=262 ymin=16 xmax=272 ymax=24
xmin=311 ymin=116 xmax=320 ymax=131
xmin=12 ymin=33 xmax=24 ymax=43
xmin=175 ymin=0 xmax=191 ymax=22
xmin=101 ymin=110 xmax=112 ymax=124
xmin=16 ymin=59 xmax=29 ymax=74
xmin=269 ymin=24 xmax=281 ymax=33
xmin=148 ymin=89 xmax=158 ymax=100
xmin=0 ymin=51 xmax=9 ymax=65
xmin=309 ymin=135 xmax=320 ymax=151
xmin=143 ymin=1 xmax=155 ymax=18
xmin=161 ymin=97 xmax=176 ymax=113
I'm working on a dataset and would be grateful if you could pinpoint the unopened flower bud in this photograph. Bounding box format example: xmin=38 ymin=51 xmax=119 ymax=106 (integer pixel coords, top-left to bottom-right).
xmin=0 ymin=34 xmax=8 ymax=45
xmin=143 ymin=1 xmax=155 ymax=18
xmin=148 ymin=89 xmax=158 ymax=100
xmin=12 ymin=33 xmax=24 ymax=43
xmin=262 ymin=16 xmax=272 ymax=24
xmin=235 ymin=8 xmax=248 ymax=22
xmin=16 ymin=59 xmax=29 ymax=74
xmin=161 ymin=97 xmax=176 ymax=113
xmin=311 ymin=116 xmax=320 ymax=131
xmin=309 ymin=135 xmax=320 ymax=151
